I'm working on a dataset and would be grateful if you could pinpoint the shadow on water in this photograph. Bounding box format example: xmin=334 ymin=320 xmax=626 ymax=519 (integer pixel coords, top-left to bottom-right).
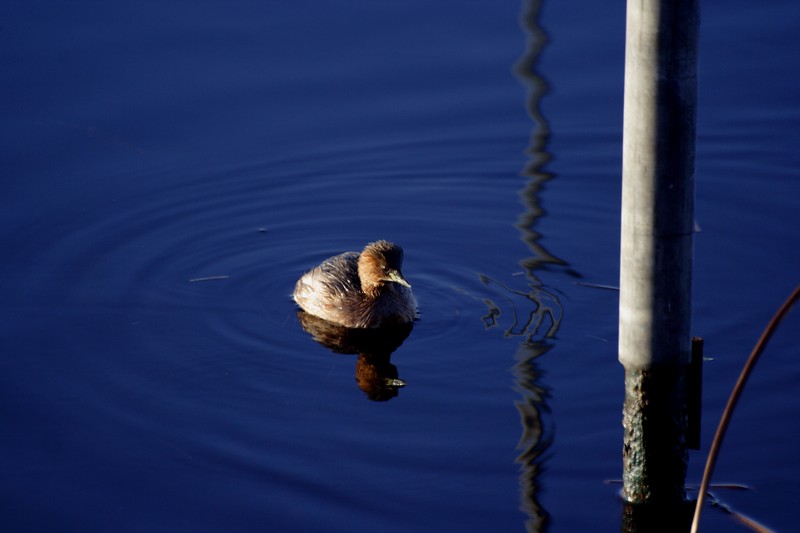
xmin=296 ymin=310 xmax=412 ymax=402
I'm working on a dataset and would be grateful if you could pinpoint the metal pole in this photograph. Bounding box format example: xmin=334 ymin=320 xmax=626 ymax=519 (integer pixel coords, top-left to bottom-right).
xmin=618 ymin=0 xmax=699 ymax=514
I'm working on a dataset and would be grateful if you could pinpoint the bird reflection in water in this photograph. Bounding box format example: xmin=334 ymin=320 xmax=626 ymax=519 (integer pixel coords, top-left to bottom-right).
xmin=296 ymin=310 xmax=413 ymax=401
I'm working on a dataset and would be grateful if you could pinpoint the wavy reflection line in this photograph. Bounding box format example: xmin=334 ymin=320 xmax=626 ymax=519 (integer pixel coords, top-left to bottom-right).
xmin=514 ymin=4 xmax=573 ymax=280
xmin=510 ymin=1 xmax=570 ymax=531
xmin=514 ymin=342 xmax=553 ymax=533
xmin=478 ymin=274 xmax=561 ymax=342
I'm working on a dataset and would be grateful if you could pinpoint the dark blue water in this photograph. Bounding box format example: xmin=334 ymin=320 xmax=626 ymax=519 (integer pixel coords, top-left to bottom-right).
xmin=2 ymin=1 xmax=799 ymax=531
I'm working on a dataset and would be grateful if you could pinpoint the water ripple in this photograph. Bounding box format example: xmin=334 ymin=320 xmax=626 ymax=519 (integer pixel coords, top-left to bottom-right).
xmin=23 ymin=137 xmax=529 ymax=359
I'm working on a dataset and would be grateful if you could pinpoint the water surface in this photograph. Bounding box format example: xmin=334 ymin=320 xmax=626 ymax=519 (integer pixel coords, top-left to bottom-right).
xmin=2 ymin=1 xmax=799 ymax=532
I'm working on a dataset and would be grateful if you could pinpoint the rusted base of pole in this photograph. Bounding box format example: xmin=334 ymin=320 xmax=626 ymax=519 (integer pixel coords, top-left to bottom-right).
xmin=622 ymin=367 xmax=688 ymax=504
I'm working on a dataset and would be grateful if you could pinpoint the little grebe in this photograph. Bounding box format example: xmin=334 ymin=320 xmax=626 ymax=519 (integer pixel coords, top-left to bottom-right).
xmin=293 ymin=240 xmax=417 ymax=328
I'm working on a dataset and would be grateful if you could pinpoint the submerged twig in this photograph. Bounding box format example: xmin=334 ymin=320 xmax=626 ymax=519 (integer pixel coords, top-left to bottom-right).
xmin=704 ymin=491 xmax=775 ymax=533
xmin=691 ymin=285 xmax=800 ymax=533
xmin=189 ymin=275 xmax=230 ymax=283
xmin=605 ymin=479 xmax=751 ymax=491
xmin=575 ymin=281 xmax=619 ymax=291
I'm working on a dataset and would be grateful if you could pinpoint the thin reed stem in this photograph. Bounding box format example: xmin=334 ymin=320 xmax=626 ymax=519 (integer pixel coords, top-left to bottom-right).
xmin=691 ymin=286 xmax=800 ymax=532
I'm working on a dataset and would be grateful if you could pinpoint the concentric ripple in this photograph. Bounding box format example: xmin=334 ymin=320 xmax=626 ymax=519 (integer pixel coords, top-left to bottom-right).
xmin=19 ymin=135 xmax=550 ymax=368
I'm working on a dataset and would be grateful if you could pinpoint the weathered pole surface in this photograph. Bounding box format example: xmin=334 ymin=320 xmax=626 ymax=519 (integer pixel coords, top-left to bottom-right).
xmin=618 ymin=0 xmax=699 ymax=520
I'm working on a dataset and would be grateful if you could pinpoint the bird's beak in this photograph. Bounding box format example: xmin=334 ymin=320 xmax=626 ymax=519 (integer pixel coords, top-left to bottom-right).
xmin=386 ymin=270 xmax=411 ymax=288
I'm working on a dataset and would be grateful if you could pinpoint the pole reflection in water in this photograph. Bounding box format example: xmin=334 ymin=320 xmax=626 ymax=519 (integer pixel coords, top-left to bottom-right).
xmin=513 ymin=341 xmax=554 ymax=532
xmin=296 ymin=310 xmax=412 ymax=401
xmin=510 ymin=1 xmax=576 ymax=530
